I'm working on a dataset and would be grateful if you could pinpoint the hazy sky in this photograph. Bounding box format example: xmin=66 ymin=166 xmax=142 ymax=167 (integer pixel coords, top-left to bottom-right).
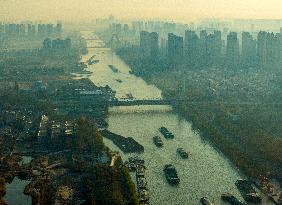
xmin=1 ymin=0 xmax=282 ymax=22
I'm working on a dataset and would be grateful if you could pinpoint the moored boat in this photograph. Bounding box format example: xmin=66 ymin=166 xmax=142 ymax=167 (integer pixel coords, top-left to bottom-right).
xmin=139 ymin=189 xmax=149 ymax=203
xmin=137 ymin=177 xmax=147 ymax=189
xmin=221 ymin=193 xmax=247 ymax=205
xmin=235 ymin=179 xmax=262 ymax=204
xmin=124 ymin=160 xmax=136 ymax=172
xmin=136 ymin=165 xmax=146 ymax=177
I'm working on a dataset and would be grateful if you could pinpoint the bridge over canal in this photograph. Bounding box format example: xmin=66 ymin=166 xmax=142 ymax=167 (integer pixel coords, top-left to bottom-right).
xmin=108 ymin=99 xmax=184 ymax=106
xmin=108 ymin=99 xmax=277 ymax=107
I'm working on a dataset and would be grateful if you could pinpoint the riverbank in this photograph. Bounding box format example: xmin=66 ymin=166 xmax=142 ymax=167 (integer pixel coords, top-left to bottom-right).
xmin=116 ymin=48 xmax=282 ymax=183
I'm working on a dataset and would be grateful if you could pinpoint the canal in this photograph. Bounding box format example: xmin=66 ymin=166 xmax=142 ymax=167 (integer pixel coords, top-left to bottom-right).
xmin=81 ymin=31 xmax=273 ymax=205
xmin=4 ymin=157 xmax=32 ymax=205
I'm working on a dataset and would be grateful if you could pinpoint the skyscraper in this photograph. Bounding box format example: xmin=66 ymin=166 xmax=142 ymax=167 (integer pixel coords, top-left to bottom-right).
xmin=115 ymin=23 xmax=122 ymax=36
xmin=19 ymin=24 xmax=25 ymax=36
xmin=167 ymin=33 xmax=183 ymax=65
xmin=123 ymin=24 xmax=129 ymax=35
xmin=43 ymin=38 xmax=52 ymax=49
xmin=265 ymin=32 xmax=275 ymax=66
xmin=226 ymin=32 xmax=239 ymax=68
xmin=199 ymin=30 xmax=208 ymax=65
xmin=46 ymin=24 xmax=54 ymax=37
xmin=27 ymin=24 xmax=36 ymax=37
xmin=149 ymin=32 xmax=159 ymax=59
xmin=257 ymin=31 xmax=267 ymax=68
xmin=140 ymin=31 xmax=159 ymax=59
xmin=241 ymin=32 xmax=256 ymax=67
xmin=273 ymin=33 xmax=281 ymax=67
xmin=257 ymin=31 xmax=281 ymax=68
xmin=206 ymin=33 xmax=216 ymax=65
xmin=214 ymin=30 xmax=222 ymax=61
xmin=132 ymin=21 xmax=144 ymax=34
xmin=38 ymin=24 xmax=47 ymax=37
xmin=0 ymin=24 xmax=4 ymax=36
xmin=55 ymin=22 xmax=62 ymax=37
xmin=140 ymin=31 xmax=151 ymax=58
xmin=4 ymin=24 xmax=9 ymax=36
xmin=184 ymin=30 xmax=199 ymax=65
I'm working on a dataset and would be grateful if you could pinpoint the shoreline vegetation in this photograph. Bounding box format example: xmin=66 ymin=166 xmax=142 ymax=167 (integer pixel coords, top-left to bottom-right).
xmin=116 ymin=47 xmax=282 ymax=183
xmin=71 ymin=118 xmax=139 ymax=205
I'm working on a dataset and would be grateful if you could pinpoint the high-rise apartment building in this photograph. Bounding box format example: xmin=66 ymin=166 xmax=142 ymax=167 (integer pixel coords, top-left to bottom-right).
xmin=226 ymin=32 xmax=239 ymax=68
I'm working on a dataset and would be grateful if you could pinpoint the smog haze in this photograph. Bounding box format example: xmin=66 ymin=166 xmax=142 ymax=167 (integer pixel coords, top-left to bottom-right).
xmin=2 ymin=0 xmax=282 ymax=22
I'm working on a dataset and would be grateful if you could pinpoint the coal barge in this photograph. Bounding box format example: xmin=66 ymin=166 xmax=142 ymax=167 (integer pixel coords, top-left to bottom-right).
xmin=101 ymin=130 xmax=144 ymax=153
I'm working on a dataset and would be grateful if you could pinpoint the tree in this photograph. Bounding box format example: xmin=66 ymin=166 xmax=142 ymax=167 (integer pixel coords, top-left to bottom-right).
xmin=76 ymin=118 xmax=105 ymax=152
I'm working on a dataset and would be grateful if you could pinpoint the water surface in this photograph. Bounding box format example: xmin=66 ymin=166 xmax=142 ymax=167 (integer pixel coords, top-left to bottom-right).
xmin=80 ymin=32 xmax=258 ymax=205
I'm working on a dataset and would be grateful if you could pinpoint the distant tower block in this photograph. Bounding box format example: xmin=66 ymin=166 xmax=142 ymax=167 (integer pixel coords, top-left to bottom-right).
xmin=109 ymin=34 xmax=120 ymax=50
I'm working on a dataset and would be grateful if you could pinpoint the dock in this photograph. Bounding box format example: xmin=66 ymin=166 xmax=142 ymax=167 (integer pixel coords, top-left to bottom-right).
xmin=125 ymin=156 xmax=149 ymax=205
xmin=254 ymin=176 xmax=282 ymax=205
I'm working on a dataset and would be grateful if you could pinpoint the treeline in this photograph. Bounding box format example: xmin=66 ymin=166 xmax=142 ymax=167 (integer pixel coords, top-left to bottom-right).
xmin=177 ymin=102 xmax=282 ymax=180
xmin=0 ymin=177 xmax=6 ymax=205
xmin=75 ymin=118 xmax=105 ymax=153
xmin=82 ymin=159 xmax=138 ymax=205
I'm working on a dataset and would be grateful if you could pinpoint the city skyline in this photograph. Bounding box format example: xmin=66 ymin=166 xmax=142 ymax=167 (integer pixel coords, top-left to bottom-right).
xmin=1 ymin=2 xmax=282 ymax=204
xmin=2 ymin=0 xmax=282 ymax=22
